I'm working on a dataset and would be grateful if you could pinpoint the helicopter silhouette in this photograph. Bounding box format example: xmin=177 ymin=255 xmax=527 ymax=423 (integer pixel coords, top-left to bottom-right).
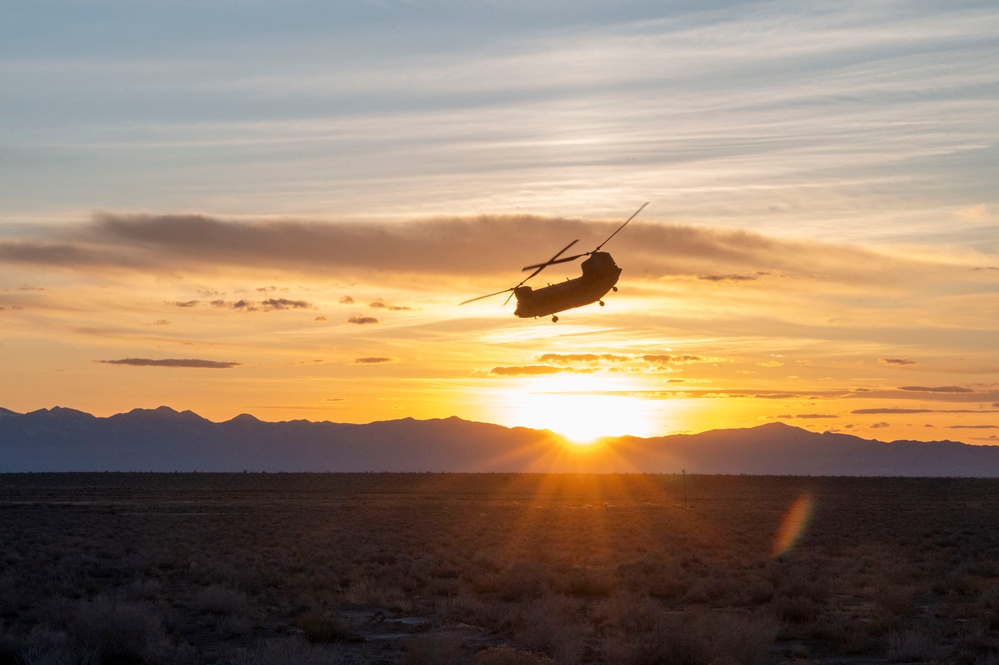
xmin=461 ymin=203 xmax=648 ymax=322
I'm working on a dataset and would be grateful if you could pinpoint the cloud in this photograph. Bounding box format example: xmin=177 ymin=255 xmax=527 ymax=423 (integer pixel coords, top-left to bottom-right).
xmin=339 ymin=296 xmax=355 ymax=304
xmin=642 ymin=354 xmax=705 ymax=364
xmin=956 ymin=204 xmax=990 ymax=222
xmin=852 ymin=408 xmax=999 ymax=415
xmin=206 ymin=298 xmax=312 ymax=312
xmin=369 ymin=301 xmax=413 ymax=311
xmin=169 ymin=300 xmax=200 ymax=308
xmin=354 ymin=357 xmax=393 ymax=364
xmin=898 ymin=385 xmax=975 ymax=393
xmin=698 ymin=273 xmax=761 ymax=282
xmin=536 ymin=353 xmax=629 ymax=364
xmin=0 ymin=212 xmax=939 ymax=289
xmin=98 ymin=358 xmax=241 ymax=369
xmin=261 ymin=298 xmax=310 ymax=310
xmin=490 ymin=365 xmax=574 ymax=376
xmin=777 ymin=414 xmax=838 ymax=420
xmin=846 ymin=388 xmax=999 ymax=405
xmin=346 ymin=316 xmax=379 ymax=325
xmin=880 ymin=358 xmax=917 ymax=366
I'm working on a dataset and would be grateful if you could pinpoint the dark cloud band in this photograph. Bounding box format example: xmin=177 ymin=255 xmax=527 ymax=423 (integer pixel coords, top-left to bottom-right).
xmin=98 ymin=358 xmax=241 ymax=369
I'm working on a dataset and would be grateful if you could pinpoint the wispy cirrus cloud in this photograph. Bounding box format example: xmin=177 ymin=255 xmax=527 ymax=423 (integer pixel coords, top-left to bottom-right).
xmin=97 ymin=358 xmax=241 ymax=369
xmin=210 ymin=298 xmax=313 ymax=312
xmin=899 ymin=385 xmax=976 ymax=393
xmin=490 ymin=365 xmax=579 ymax=376
xmin=536 ymin=353 xmax=629 ymax=364
xmin=369 ymin=301 xmax=412 ymax=311
xmin=642 ymin=354 xmax=705 ymax=364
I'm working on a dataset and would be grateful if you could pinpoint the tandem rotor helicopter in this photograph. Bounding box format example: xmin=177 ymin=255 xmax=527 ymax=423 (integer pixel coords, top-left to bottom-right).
xmin=460 ymin=202 xmax=648 ymax=322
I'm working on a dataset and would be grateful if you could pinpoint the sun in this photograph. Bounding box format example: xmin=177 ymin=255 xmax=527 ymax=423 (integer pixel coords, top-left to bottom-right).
xmin=496 ymin=373 xmax=663 ymax=445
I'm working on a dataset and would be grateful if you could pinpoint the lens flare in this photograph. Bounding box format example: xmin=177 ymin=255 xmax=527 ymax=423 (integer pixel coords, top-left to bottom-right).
xmin=772 ymin=492 xmax=814 ymax=557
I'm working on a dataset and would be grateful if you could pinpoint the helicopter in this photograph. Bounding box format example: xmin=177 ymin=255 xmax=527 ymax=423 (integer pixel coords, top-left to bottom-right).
xmin=460 ymin=202 xmax=648 ymax=322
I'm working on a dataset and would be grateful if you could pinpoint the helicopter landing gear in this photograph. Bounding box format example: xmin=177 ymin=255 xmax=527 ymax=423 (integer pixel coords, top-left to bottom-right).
xmin=612 ymin=286 xmax=618 ymax=292
xmin=552 ymin=315 xmax=559 ymax=323
xmin=599 ymin=300 xmax=605 ymax=307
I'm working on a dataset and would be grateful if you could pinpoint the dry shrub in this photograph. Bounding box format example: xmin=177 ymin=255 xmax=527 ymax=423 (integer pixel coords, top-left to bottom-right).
xmin=874 ymin=585 xmax=916 ymax=622
xmin=711 ymin=612 xmax=781 ymax=665
xmin=555 ymin=567 xmax=615 ymax=599
xmin=819 ymin=613 xmax=878 ymax=654
xmin=191 ymin=584 xmax=248 ymax=616
xmin=498 ymin=563 xmax=548 ymax=602
xmin=230 ymin=638 xmax=334 ymax=665
xmin=436 ymin=592 xmax=488 ymax=626
xmin=70 ymin=594 xmax=169 ymax=665
xmin=620 ymin=610 xmax=778 ymax=665
xmin=403 ymin=634 xmax=466 ymax=665
xmin=771 ymin=595 xmax=822 ymax=625
xmin=8 ymin=627 xmax=100 ymax=665
xmin=295 ymin=609 xmax=361 ymax=644
xmin=474 ymin=647 xmax=553 ymax=665
xmin=617 ymin=558 xmax=687 ymax=600
xmin=886 ymin=628 xmax=939 ymax=662
xmin=609 ymin=592 xmax=671 ymax=635
xmin=513 ymin=595 xmax=587 ymax=665
xmin=682 ymin=576 xmax=731 ymax=604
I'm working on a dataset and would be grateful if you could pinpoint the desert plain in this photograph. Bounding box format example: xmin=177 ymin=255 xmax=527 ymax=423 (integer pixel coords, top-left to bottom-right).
xmin=1 ymin=473 xmax=998 ymax=665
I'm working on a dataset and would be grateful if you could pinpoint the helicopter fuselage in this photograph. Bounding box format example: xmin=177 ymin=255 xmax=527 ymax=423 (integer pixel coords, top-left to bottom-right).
xmin=512 ymin=251 xmax=621 ymax=319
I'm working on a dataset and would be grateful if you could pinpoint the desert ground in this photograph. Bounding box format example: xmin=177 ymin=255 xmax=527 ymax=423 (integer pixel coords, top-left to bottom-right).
xmin=1 ymin=473 xmax=998 ymax=664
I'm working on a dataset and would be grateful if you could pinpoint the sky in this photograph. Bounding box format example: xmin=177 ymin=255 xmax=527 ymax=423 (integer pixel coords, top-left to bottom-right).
xmin=2 ymin=0 xmax=998 ymax=445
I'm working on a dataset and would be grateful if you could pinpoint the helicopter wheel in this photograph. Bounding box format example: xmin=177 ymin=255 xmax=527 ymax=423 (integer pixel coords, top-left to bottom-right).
xmin=599 ymin=300 xmax=605 ymax=307
xmin=612 ymin=286 xmax=618 ymax=292
xmin=552 ymin=315 xmax=558 ymax=323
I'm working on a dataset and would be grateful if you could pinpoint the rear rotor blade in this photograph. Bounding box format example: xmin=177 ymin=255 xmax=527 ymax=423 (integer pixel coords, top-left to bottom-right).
xmin=522 ymin=252 xmax=589 ymax=271
xmin=459 ymin=288 xmax=514 ymax=306
xmin=460 ymin=239 xmax=579 ymax=307
xmin=516 ymin=238 xmax=579 ymax=285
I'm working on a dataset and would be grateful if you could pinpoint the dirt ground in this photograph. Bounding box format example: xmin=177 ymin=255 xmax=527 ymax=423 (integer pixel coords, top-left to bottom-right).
xmin=1 ymin=473 xmax=998 ymax=664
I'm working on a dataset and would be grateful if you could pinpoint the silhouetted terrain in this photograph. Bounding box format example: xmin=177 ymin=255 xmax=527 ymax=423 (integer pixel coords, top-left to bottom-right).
xmin=1 ymin=473 xmax=998 ymax=664
xmin=2 ymin=406 xmax=998 ymax=475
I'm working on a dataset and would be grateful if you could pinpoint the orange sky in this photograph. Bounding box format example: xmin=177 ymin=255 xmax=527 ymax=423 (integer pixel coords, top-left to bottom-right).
xmin=2 ymin=211 xmax=998 ymax=444
xmin=2 ymin=1 xmax=998 ymax=445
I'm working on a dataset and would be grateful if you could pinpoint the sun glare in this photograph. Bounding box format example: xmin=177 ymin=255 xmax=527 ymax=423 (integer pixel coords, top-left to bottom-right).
xmin=499 ymin=374 xmax=663 ymax=445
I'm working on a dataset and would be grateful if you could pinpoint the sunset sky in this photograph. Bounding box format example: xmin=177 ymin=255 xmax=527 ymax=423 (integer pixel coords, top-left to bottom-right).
xmin=2 ymin=0 xmax=998 ymax=444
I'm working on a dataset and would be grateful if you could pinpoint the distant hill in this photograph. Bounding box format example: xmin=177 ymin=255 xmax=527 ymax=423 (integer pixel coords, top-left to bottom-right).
xmin=1 ymin=406 xmax=998 ymax=475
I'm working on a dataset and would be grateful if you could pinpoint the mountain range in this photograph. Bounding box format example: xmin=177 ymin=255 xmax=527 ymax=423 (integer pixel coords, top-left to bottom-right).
xmin=1 ymin=406 xmax=998 ymax=475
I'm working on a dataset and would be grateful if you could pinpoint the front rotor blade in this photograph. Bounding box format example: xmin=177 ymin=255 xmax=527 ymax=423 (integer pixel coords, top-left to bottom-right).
xmin=593 ymin=201 xmax=648 ymax=252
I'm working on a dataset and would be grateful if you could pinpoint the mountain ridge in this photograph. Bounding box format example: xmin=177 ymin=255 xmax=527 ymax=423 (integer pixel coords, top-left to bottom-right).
xmin=1 ymin=406 xmax=996 ymax=475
